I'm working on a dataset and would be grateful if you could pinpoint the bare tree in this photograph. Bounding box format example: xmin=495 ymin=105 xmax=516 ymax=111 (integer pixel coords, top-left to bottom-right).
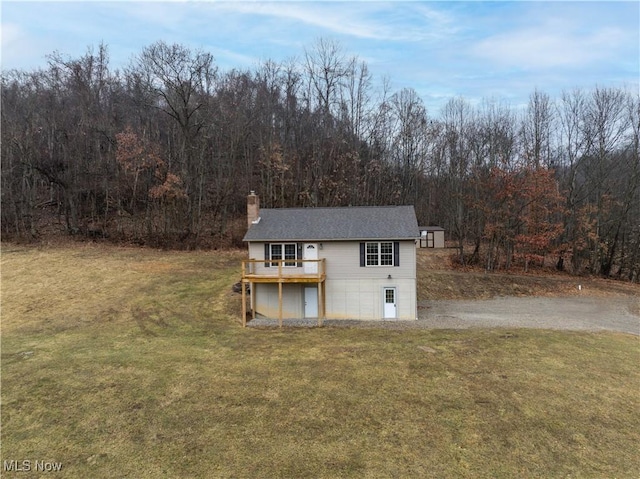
xmin=439 ymin=97 xmax=475 ymax=262
xmin=128 ymin=41 xmax=217 ymax=241
xmin=521 ymin=89 xmax=556 ymax=167
xmin=387 ymin=88 xmax=430 ymax=205
xmin=303 ymin=38 xmax=351 ymax=119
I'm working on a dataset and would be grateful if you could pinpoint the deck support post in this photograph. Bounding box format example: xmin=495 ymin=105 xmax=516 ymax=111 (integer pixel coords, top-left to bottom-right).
xmin=241 ymin=281 xmax=247 ymax=328
xmin=322 ymin=282 xmax=327 ymax=322
xmin=317 ymin=282 xmax=323 ymax=327
xmin=278 ymin=281 xmax=283 ymax=328
xmin=250 ymin=281 xmax=256 ymax=320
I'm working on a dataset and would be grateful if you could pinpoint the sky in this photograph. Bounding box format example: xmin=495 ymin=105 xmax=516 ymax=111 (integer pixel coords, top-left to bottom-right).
xmin=2 ymin=1 xmax=638 ymax=114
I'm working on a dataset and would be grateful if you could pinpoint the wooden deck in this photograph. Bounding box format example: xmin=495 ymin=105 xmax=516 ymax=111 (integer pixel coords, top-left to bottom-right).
xmin=240 ymin=259 xmax=326 ymax=327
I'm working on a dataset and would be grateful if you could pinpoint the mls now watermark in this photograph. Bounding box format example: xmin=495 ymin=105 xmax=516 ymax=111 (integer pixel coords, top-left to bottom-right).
xmin=3 ymin=460 xmax=63 ymax=473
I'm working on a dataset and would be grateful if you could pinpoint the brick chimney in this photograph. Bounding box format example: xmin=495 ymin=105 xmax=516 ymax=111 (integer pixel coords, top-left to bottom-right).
xmin=247 ymin=191 xmax=260 ymax=228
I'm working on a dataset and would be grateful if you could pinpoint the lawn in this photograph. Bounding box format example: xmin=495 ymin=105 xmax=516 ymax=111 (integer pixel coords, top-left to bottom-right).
xmin=2 ymin=244 xmax=639 ymax=478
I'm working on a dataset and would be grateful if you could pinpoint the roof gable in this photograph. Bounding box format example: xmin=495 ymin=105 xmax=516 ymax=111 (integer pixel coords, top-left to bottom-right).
xmin=243 ymin=205 xmax=419 ymax=242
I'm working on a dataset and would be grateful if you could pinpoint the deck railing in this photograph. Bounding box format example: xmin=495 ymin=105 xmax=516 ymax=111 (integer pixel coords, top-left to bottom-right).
xmin=241 ymin=258 xmax=326 ymax=282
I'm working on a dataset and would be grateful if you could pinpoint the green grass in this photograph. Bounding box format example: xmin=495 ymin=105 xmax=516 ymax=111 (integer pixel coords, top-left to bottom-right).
xmin=2 ymin=244 xmax=639 ymax=478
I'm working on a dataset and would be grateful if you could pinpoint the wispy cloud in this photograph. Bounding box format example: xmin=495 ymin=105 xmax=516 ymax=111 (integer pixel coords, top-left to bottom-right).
xmin=471 ymin=22 xmax=632 ymax=71
xmin=218 ymin=3 xmax=382 ymax=39
xmin=1 ymin=19 xmax=63 ymax=69
xmin=212 ymin=2 xmax=455 ymax=43
xmin=1 ymin=23 xmax=28 ymax=68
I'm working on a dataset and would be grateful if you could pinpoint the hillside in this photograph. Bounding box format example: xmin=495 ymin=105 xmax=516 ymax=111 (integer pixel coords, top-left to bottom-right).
xmin=417 ymin=248 xmax=640 ymax=301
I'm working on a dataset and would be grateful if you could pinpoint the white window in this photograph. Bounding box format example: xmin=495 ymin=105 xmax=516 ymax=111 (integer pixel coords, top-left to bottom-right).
xmin=366 ymin=242 xmax=379 ymax=266
xmin=380 ymin=242 xmax=393 ymax=265
xmin=269 ymin=243 xmax=299 ymax=267
xmin=366 ymin=241 xmax=394 ymax=266
xmin=284 ymin=243 xmax=297 ymax=266
xmin=271 ymin=244 xmax=282 ymax=265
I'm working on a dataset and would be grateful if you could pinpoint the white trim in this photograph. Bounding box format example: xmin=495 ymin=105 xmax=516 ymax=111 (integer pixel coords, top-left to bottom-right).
xmin=303 ymin=243 xmax=318 ymax=274
xmin=383 ymin=286 xmax=397 ymax=319
xmin=365 ymin=241 xmax=394 ymax=267
xmin=269 ymin=242 xmax=298 ymax=267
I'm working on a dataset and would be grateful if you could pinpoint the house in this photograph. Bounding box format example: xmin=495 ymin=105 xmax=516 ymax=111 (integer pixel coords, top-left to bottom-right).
xmin=418 ymin=226 xmax=445 ymax=248
xmin=241 ymin=192 xmax=419 ymax=326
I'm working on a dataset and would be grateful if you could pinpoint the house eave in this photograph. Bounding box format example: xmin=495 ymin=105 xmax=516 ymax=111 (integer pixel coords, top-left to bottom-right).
xmin=243 ymin=237 xmax=419 ymax=243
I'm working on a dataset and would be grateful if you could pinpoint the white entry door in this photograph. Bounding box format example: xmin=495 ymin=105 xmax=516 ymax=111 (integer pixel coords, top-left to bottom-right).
xmin=383 ymin=287 xmax=397 ymax=319
xmin=304 ymin=286 xmax=318 ymax=318
xmin=303 ymin=243 xmax=318 ymax=274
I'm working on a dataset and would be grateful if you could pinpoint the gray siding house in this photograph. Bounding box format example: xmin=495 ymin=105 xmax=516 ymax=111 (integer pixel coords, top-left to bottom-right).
xmin=241 ymin=193 xmax=419 ymax=326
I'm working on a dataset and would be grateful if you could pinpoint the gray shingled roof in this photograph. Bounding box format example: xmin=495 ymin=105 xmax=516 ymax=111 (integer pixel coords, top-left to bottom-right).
xmin=243 ymin=206 xmax=419 ymax=242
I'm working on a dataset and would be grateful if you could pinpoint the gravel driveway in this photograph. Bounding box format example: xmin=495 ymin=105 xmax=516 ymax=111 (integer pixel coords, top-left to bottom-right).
xmin=248 ymin=296 xmax=639 ymax=334
xmin=421 ymin=296 xmax=639 ymax=335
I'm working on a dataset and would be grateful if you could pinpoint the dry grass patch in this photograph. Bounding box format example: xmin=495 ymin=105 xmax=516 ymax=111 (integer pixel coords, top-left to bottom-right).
xmin=1 ymin=244 xmax=243 ymax=336
xmin=2 ymin=244 xmax=639 ymax=478
xmin=417 ymin=249 xmax=640 ymax=300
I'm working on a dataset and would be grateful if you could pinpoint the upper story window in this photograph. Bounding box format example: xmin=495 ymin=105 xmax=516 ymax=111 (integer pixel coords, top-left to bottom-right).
xmin=361 ymin=241 xmax=399 ymax=267
xmin=266 ymin=243 xmax=300 ymax=267
xmin=366 ymin=242 xmax=393 ymax=266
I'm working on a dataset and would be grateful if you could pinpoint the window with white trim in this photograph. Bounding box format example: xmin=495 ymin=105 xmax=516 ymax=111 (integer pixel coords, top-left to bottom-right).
xmin=366 ymin=241 xmax=394 ymax=266
xmin=268 ymin=243 xmax=299 ymax=267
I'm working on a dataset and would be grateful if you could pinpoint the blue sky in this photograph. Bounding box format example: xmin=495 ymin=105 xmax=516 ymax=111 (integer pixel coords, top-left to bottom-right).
xmin=2 ymin=1 xmax=638 ymax=114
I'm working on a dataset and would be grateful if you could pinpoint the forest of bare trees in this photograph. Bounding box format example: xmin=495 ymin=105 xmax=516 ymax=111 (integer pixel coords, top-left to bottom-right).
xmin=2 ymin=40 xmax=639 ymax=280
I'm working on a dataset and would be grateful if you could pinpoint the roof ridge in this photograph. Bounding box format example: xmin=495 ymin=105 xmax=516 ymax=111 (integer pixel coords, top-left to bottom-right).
xmin=243 ymin=204 xmax=419 ymax=242
xmin=261 ymin=205 xmax=413 ymax=211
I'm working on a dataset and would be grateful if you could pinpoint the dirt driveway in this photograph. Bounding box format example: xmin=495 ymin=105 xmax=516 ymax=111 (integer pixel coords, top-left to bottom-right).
xmin=420 ymin=296 xmax=640 ymax=335
xmin=250 ymin=296 xmax=639 ymax=334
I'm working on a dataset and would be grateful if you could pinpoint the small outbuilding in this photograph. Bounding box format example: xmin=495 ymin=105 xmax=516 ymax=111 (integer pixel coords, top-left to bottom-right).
xmin=418 ymin=226 xmax=445 ymax=248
